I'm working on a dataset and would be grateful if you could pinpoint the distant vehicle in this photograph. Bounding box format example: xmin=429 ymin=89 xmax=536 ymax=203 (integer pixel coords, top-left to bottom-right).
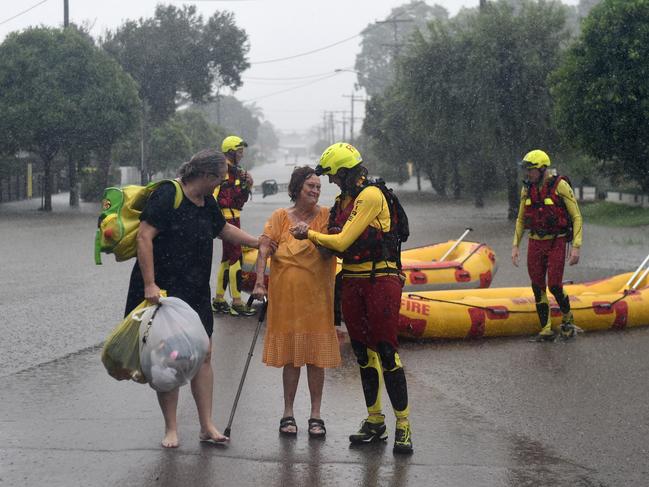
xmin=261 ymin=179 xmax=279 ymax=198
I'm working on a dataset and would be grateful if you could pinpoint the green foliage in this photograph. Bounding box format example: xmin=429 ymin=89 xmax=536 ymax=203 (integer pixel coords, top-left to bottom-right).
xmin=581 ymin=201 xmax=649 ymax=226
xmin=79 ymin=166 xmax=120 ymax=201
xmin=354 ymin=1 xmax=449 ymax=96
xmin=112 ymin=109 xmax=223 ymax=175
xmin=552 ymin=0 xmax=649 ymax=192
xmin=103 ymin=5 xmax=249 ymax=124
xmin=362 ymin=0 xmax=569 ymax=215
xmin=361 ymin=88 xmax=422 ymax=186
xmin=194 ymin=95 xmax=260 ymax=146
xmin=149 ymin=122 xmax=192 ymax=175
xmin=0 ymin=27 xmax=140 ymax=210
xmin=173 ymin=109 xmax=225 ymax=153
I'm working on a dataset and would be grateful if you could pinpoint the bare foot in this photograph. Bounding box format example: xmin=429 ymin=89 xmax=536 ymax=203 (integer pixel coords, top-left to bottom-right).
xmin=161 ymin=430 xmax=179 ymax=448
xmin=199 ymin=425 xmax=229 ymax=444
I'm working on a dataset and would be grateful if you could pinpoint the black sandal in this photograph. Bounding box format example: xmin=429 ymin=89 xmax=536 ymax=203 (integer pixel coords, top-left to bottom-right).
xmin=308 ymin=418 xmax=326 ymax=438
xmin=279 ymin=416 xmax=297 ymax=436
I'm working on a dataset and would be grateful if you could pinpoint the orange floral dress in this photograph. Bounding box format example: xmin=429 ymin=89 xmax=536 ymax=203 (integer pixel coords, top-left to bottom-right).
xmin=261 ymin=207 xmax=341 ymax=368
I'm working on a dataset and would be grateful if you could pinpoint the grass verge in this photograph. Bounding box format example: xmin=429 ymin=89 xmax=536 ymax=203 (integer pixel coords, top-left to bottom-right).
xmin=581 ymin=201 xmax=649 ymax=227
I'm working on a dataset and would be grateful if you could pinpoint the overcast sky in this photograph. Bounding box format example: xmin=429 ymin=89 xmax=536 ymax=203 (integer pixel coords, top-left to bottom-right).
xmin=1 ymin=0 xmax=578 ymax=135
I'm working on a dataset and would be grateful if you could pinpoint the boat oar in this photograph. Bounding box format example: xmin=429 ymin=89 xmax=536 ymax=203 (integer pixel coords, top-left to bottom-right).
xmin=633 ymin=267 xmax=649 ymax=290
xmin=223 ymin=295 xmax=268 ymax=438
xmin=625 ymin=253 xmax=649 ymax=290
xmin=439 ymin=227 xmax=472 ymax=262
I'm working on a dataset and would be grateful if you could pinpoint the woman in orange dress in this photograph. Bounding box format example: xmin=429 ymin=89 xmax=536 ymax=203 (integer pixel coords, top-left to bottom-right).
xmin=253 ymin=166 xmax=340 ymax=438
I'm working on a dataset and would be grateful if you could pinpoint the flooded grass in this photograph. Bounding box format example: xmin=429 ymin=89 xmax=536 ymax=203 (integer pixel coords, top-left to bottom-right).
xmin=581 ymin=201 xmax=649 ymax=227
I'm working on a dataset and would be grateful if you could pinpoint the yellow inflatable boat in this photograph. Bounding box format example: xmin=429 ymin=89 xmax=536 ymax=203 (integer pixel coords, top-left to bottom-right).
xmin=400 ymin=241 xmax=497 ymax=291
xmin=398 ymin=271 xmax=649 ymax=339
xmin=238 ymin=239 xmax=497 ymax=293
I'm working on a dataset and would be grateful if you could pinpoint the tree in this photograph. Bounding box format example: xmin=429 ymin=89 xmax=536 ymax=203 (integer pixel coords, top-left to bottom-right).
xmin=355 ymin=1 xmax=449 ymax=96
xmin=103 ymin=5 xmax=249 ymax=182
xmin=148 ymin=122 xmax=192 ymax=176
xmin=0 ymin=28 xmax=139 ymax=210
xmin=194 ymin=96 xmax=260 ymax=145
xmin=455 ymin=0 xmax=568 ymax=215
xmin=113 ymin=109 xmax=225 ymax=177
xmin=552 ymin=0 xmax=649 ymax=192
xmin=363 ymin=0 xmax=569 ymax=214
xmin=362 ymin=89 xmax=427 ymax=187
xmin=173 ymin=109 xmax=225 ymax=154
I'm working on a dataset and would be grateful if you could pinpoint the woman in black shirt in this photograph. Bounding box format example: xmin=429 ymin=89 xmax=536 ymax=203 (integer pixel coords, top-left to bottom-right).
xmin=126 ymin=149 xmax=262 ymax=448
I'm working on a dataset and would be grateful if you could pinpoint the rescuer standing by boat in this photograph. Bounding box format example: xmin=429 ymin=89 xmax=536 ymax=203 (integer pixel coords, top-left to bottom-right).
xmin=511 ymin=149 xmax=583 ymax=342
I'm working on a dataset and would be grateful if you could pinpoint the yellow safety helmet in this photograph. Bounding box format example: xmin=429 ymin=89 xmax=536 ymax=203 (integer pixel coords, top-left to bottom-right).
xmin=521 ymin=149 xmax=551 ymax=169
xmin=221 ymin=135 xmax=248 ymax=153
xmin=315 ymin=142 xmax=363 ymax=176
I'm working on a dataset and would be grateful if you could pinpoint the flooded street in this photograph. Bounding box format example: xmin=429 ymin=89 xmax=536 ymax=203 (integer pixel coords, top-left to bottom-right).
xmin=1 ymin=160 xmax=648 ymax=486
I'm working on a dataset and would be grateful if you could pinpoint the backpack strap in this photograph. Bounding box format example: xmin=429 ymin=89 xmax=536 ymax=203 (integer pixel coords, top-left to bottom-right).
xmin=550 ymin=175 xmax=563 ymax=193
xmin=170 ymin=179 xmax=183 ymax=209
xmin=147 ymin=179 xmax=184 ymax=209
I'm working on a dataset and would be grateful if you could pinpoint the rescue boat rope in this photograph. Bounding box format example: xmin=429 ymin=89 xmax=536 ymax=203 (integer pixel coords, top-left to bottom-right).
xmin=407 ymin=291 xmax=632 ymax=314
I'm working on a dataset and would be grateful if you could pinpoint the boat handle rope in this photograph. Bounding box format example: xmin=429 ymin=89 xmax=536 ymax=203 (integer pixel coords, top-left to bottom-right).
xmin=407 ymin=291 xmax=634 ymax=314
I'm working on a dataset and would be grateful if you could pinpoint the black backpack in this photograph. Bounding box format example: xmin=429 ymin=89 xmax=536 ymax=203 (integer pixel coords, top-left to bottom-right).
xmin=369 ymin=178 xmax=410 ymax=244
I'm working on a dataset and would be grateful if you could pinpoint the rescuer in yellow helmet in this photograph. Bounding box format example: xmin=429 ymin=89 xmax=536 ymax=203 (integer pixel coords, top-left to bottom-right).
xmin=212 ymin=135 xmax=255 ymax=316
xmin=512 ymin=149 xmax=583 ymax=341
xmin=291 ymin=142 xmax=414 ymax=454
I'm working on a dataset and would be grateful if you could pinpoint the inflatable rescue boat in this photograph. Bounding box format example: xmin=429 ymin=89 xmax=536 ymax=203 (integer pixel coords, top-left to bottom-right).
xmin=238 ymin=239 xmax=497 ymax=293
xmin=398 ymin=270 xmax=649 ymax=340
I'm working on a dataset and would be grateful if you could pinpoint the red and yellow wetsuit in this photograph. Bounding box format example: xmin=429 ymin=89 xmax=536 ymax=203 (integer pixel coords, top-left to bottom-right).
xmin=513 ymin=175 xmax=583 ymax=332
xmin=213 ymin=162 xmax=251 ymax=300
xmin=308 ymin=184 xmax=409 ymax=427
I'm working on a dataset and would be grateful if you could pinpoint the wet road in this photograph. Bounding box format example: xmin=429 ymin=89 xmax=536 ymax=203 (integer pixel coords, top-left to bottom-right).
xmin=1 ymin=161 xmax=648 ymax=486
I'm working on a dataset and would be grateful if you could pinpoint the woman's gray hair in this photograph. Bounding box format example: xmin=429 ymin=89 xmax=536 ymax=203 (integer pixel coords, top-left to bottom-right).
xmin=178 ymin=149 xmax=227 ymax=182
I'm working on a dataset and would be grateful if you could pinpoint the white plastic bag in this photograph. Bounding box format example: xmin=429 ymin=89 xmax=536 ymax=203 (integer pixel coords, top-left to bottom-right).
xmin=139 ymin=297 xmax=210 ymax=392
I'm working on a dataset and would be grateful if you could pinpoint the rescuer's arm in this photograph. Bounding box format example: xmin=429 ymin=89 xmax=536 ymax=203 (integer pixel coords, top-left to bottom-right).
xmin=511 ymin=188 xmax=527 ymax=267
xmin=295 ymin=188 xmax=384 ymax=253
xmin=219 ymin=222 xmax=260 ymax=248
xmin=557 ymin=179 xmax=582 ymax=264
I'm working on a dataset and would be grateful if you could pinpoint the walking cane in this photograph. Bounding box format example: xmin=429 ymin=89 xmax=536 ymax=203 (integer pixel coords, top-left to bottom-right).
xmin=439 ymin=227 xmax=473 ymax=262
xmin=223 ymin=295 xmax=268 ymax=438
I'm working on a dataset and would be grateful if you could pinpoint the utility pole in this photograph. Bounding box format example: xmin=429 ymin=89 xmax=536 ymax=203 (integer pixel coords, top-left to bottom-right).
xmin=376 ymin=17 xmax=414 ymax=61
xmin=64 ymin=0 xmax=69 ymax=27
xmin=330 ymin=110 xmax=348 ymax=141
xmin=343 ymin=93 xmax=367 ymax=145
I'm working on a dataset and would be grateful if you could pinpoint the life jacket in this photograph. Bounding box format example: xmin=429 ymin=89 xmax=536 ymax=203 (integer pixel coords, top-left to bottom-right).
xmin=328 ymin=179 xmax=409 ymax=273
xmin=523 ymin=175 xmax=572 ymax=239
xmin=214 ymin=163 xmax=250 ymax=219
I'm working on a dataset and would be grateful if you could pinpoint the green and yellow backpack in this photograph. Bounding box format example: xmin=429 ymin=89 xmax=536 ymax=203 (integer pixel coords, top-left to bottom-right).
xmin=94 ymin=180 xmax=183 ymax=264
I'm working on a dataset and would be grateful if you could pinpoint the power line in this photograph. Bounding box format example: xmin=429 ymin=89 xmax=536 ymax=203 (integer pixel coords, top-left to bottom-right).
xmin=241 ymin=73 xmax=340 ymax=102
xmin=244 ymin=71 xmax=341 ymax=81
xmin=0 ymin=0 xmax=50 ymax=27
xmin=251 ymin=33 xmax=360 ymax=65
